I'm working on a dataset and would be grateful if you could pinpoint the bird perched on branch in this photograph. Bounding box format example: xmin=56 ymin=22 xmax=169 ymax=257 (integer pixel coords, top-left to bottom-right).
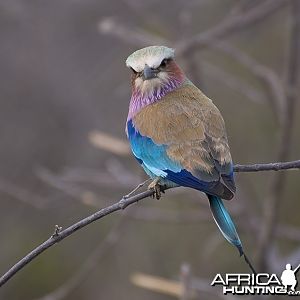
xmin=125 ymin=46 xmax=254 ymax=271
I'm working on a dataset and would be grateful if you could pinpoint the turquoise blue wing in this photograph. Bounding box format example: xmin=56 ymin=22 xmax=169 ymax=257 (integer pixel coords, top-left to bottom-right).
xmin=127 ymin=119 xmax=182 ymax=177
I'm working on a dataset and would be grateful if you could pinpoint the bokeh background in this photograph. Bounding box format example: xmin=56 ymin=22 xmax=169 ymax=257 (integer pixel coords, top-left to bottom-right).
xmin=0 ymin=0 xmax=299 ymax=299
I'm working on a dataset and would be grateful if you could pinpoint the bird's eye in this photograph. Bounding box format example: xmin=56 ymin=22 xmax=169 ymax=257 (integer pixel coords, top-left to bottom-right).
xmin=160 ymin=58 xmax=169 ymax=68
xmin=130 ymin=67 xmax=137 ymax=74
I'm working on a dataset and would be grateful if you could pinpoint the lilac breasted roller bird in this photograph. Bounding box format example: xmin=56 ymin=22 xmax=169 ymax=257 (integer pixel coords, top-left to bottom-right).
xmin=125 ymin=46 xmax=255 ymax=272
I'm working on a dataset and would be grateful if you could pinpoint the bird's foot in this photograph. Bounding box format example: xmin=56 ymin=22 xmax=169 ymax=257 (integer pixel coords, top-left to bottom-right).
xmin=148 ymin=178 xmax=165 ymax=200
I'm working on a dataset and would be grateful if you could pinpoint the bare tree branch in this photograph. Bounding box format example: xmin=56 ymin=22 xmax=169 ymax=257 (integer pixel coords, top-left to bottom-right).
xmin=0 ymin=160 xmax=300 ymax=287
xmin=234 ymin=160 xmax=300 ymax=172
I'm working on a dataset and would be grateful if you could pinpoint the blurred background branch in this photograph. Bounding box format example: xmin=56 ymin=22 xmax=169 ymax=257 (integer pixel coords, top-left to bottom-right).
xmin=256 ymin=0 xmax=300 ymax=271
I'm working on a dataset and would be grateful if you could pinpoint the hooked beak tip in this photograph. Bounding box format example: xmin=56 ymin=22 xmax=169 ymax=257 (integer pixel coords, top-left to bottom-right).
xmin=143 ymin=65 xmax=157 ymax=80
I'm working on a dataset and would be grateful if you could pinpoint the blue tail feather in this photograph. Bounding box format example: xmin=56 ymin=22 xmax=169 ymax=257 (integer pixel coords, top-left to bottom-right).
xmin=207 ymin=194 xmax=243 ymax=256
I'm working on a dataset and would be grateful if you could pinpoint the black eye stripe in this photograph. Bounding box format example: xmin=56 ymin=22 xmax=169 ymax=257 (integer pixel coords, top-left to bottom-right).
xmin=130 ymin=67 xmax=137 ymax=74
xmin=160 ymin=58 xmax=171 ymax=68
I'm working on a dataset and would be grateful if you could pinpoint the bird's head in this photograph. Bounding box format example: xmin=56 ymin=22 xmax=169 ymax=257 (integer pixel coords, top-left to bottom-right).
xmin=126 ymin=46 xmax=185 ymax=98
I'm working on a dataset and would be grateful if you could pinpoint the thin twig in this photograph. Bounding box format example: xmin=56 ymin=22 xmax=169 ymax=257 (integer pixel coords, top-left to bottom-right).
xmin=123 ymin=178 xmax=151 ymax=199
xmin=0 ymin=160 xmax=300 ymax=287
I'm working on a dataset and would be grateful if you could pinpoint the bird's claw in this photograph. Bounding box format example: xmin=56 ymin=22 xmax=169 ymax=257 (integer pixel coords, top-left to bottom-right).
xmin=148 ymin=179 xmax=164 ymax=200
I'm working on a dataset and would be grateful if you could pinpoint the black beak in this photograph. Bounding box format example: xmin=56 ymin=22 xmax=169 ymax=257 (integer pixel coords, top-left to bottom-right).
xmin=143 ymin=65 xmax=157 ymax=80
